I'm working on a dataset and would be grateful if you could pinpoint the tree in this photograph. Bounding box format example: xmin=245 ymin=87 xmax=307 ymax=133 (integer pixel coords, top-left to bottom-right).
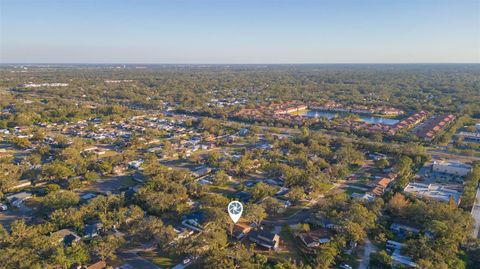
xmin=335 ymin=144 xmax=365 ymax=165
xmin=286 ymin=186 xmax=305 ymax=204
xmin=263 ymin=197 xmax=284 ymax=215
xmin=393 ymin=156 xmax=413 ymax=177
xmin=388 ymin=193 xmax=409 ymax=217
xmin=41 ymin=190 xmax=80 ymax=211
xmin=251 ymin=182 xmax=277 ymax=201
xmin=91 ymin=235 xmax=125 ymax=261
xmin=136 ymin=173 xmax=189 ymax=215
xmin=212 ymin=170 xmax=229 ymax=185
xmin=245 ymin=203 xmax=267 ymax=227
xmin=42 ymin=161 xmax=74 ymax=180
xmin=370 ymin=250 xmax=393 ymax=269
xmin=374 ymin=158 xmax=390 ymax=169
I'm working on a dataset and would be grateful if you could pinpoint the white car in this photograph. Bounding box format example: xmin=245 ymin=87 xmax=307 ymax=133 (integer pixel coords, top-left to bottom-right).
xmin=339 ymin=264 xmax=352 ymax=269
xmin=183 ymin=258 xmax=191 ymax=265
xmin=0 ymin=203 xmax=7 ymax=211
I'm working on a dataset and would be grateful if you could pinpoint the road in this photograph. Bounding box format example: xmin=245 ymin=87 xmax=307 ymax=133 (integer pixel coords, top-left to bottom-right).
xmin=358 ymin=238 xmax=376 ymax=269
xmin=0 ymin=204 xmax=34 ymax=230
xmin=471 ymin=186 xmax=480 ymax=239
xmin=426 ymin=149 xmax=480 ymax=162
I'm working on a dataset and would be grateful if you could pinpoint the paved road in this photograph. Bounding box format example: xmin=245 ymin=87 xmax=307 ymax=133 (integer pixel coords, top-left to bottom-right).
xmin=117 ymin=249 xmax=160 ymax=269
xmin=358 ymin=238 xmax=376 ymax=269
xmin=0 ymin=205 xmax=33 ymax=230
xmin=427 ymin=149 xmax=480 ymax=162
xmin=471 ymin=186 xmax=480 ymax=239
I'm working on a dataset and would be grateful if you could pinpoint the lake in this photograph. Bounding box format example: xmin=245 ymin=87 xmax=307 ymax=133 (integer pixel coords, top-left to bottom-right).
xmin=303 ymin=110 xmax=399 ymax=125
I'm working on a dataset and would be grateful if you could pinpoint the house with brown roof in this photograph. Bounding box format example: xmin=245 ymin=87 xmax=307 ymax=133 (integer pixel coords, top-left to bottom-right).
xmin=232 ymin=220 xmax=253 ymax=239
xmin=297 ymin=228 xmax=333 ymax=248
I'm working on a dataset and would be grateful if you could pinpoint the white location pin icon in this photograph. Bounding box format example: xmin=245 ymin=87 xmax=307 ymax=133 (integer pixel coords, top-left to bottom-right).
xmin=228 ymin=201 xmax=243 ymax=223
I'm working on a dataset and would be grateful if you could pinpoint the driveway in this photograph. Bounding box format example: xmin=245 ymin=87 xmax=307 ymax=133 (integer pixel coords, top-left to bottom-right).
xmin=358 ymin=238 xmax=376 ymax=269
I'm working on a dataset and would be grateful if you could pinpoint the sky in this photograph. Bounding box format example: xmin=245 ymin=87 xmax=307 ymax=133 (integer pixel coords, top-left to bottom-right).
xmin=0 ymin=0 xmax=479 ymax=64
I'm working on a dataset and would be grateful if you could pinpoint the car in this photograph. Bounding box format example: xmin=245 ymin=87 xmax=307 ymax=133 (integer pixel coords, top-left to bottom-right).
xmin=0 ymin=203 xmax=7 ymax=211
xmin=339 ymin=263 xmax=352 ymax=269
xmin=182 ymin=258 xmax=191 ymax=265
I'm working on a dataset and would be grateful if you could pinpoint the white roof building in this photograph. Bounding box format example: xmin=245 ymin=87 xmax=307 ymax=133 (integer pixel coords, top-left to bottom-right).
xmin=404 ymin=182 xmax=461 ymax=205
xmin=432 ymin=160 xmax=472 ymax=177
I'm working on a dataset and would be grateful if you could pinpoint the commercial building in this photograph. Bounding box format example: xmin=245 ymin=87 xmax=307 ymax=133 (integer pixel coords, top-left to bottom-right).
xmin=458 ymin=131 xmax=480 ymax=142
xmin=432 ymin=160 xmax=472 ymax=176
xmin=404 ymin=183 xmax=461 ymax=205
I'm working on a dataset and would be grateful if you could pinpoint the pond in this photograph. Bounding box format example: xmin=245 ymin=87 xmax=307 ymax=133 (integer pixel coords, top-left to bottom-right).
xmin=303 ymin=110 xmax=399 ymax=125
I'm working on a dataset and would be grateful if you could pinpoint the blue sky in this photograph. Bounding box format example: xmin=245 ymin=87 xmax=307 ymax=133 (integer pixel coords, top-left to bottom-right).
xmin=1 ymin=0 xmax=479 ymax=63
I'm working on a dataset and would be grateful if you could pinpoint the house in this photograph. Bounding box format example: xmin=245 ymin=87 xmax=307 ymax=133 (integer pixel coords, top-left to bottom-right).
xmin=232 ymin=220 xmax=253 ymax=239
xmin=234 ymin=191 xmax=252 ymax=203
xmin=75 ymin=260 xmax=107 ymax=269
xmin=369 ymin=173 xmax=397 ymax=196
xmin=239 ymin=128 xmax=249 ymax=136
xmin=249 ymin=230 xmax=280 ymax=250
xmin=351 ymin=192 xmax=375 ymax=202
xmin=318 ymin=219 xmax=342 ymax=231
xmin=80 ymin=193 xmax=96 ymax=201
xmin=297 ymin=228 xmax=332 ymax=248
xmin=128 ymin=160 xmax=143 ymax=170
xmin=390 ymin=223 xmax=420 ymax=238
xmin=182 ymin=212 xmax=205 ymax=232
xmin=84 ymin=222 xmax=103 ymax=238
xmin=52 ymin=229 xmax=81 ymax=245
xmin=5 ymin=191 xmax=32 ymax=207
xmin=191 ymin=166 xmax=211 ymax=178
xmin=386 ymin=240 xmax=418 ymax=268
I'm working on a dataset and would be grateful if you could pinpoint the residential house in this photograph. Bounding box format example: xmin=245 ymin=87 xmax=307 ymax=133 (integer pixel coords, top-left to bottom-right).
xmin=386 ymin=240 xmax=418 ymax=268
xmin=84 ymin=222 xmax=103 ymax=238
xmin=232 ymin=220 xmax=253 ymax=239
xmin=297 ymin=228 xmax=332 ymax=248
xmin=5 ymin=191 xmax=32 ymax=207
xmin=75 ymin=261 xmax=107 ymax=269
xmin=52 ymin=229 xmax=81 ymax=245
xmin=249 ymin=230 xmax=280 ymax=250
xmin=390 ymin=223 xmax=420 ymax=238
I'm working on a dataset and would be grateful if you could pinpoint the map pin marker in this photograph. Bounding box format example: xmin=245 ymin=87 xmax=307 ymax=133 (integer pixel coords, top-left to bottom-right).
xmin=228 ymin=201 xmax=243 ymax=223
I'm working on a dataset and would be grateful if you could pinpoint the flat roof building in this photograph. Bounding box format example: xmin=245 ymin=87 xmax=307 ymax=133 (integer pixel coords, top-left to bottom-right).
xmin=404 ymin=182 xmax=461 ymax=205
xmin=432 ymin=160 xmax=472 ymax=177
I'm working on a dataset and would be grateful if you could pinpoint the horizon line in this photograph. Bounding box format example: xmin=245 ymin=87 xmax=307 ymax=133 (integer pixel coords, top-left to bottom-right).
xmin=1 ymin=62 xmax=480 ymax=65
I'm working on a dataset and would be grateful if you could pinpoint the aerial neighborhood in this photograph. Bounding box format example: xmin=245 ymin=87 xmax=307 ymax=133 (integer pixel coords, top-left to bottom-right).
xmin=0 ymin=64 xmax=479 ymax=269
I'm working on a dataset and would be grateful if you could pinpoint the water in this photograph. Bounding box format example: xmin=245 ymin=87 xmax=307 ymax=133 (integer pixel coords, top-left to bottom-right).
xmin=303 ymin=110 xmax=399 ymax=125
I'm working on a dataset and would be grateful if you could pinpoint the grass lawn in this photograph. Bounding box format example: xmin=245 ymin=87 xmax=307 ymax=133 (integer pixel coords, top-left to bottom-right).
xmin=265 ymin=227 xmax=305 ymax=263
xmin=343 ymin=187 xmax=366 ymax=195
xmin=138 ymin=250 xmax=177 ymax=267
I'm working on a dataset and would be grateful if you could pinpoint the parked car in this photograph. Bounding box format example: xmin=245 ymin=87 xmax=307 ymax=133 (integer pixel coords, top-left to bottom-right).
xmin=339 ymin=263 xmax=352 ymax=269
xmin=0 ymin=203 xmax=8 ymax=211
